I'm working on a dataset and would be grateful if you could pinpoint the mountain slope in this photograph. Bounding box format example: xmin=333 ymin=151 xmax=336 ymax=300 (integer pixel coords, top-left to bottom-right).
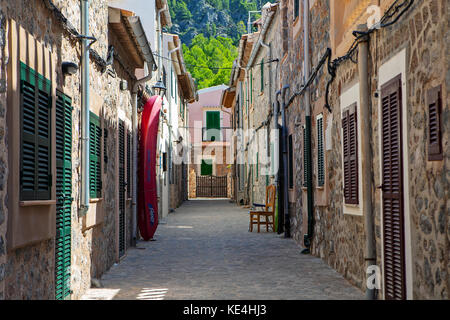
xmin=168 ymin=0 xmax=260 ymax=46
xmin=167 ymin=0 xmax=261 ymax=89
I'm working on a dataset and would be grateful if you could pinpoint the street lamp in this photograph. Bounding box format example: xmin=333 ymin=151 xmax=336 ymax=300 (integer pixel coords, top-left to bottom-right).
xmin=152 ymin=79 xmax=167 ymax=98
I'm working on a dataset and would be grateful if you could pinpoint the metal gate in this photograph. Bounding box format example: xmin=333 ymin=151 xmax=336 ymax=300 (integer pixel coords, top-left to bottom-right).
xmin=196 ymin=175 xmax=227 ymax=198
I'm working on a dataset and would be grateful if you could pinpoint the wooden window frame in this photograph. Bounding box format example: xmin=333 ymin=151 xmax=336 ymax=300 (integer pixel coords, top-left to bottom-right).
xmin=427 ymin=85 xmax=443 ymax=161
xmin=89 ymin=111 xmax=102 ymax=199
xmin=288 ymin=134 xmax=294 ymax=189
xmin=19 ymin=62 xmax=52 ymax=201
xmin=317 ymin=113 xmax=325 ymax=187
xmin=260 ymin=59 xmax=264 ymax=93
xmin=342 ymin=103 xmax=359 ymax=205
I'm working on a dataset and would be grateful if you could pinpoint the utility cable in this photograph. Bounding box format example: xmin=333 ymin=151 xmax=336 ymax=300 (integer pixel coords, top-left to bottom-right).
xmin=284 ymin=0 xmax=414 ymax=113
xmin=154 ymin=53 xmax=279 ymax=70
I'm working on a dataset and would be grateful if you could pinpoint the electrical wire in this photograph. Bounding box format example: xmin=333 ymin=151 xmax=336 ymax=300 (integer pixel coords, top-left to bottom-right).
xmin=284 ymin=0 xmax=414 ymax=113
xmin=154 ymin=53 xmax=279 ymax=70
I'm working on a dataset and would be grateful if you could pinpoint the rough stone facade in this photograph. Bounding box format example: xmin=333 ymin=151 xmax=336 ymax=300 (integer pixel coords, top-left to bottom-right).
xmin=281 ymin=0 xmax=449 ymax=299
xmin=0 ymin=0 xmax=145 ymax=299
xmin=0 ymin=7 xmax=8 ymax=300
xmin=232 ymin=0 xmax=448 ymax=299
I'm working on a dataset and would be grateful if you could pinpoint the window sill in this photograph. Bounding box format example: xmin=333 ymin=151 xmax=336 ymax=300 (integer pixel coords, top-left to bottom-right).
xmin=90 ymin=198 xmax=103 ymax=203
xmin=20 ymin=200 xmax=56 ymax=207
xmin=316 ymin=186 xmax=325 ymax=190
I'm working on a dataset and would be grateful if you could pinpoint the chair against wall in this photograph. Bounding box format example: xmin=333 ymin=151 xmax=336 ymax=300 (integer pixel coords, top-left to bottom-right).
xmin=249 ymin=185 xmax=276 ymax=232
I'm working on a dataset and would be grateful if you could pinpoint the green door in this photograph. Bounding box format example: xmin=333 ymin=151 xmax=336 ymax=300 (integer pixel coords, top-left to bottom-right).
xmin=201 ymin=159 xmax=213 ymax=176
xmin=55 ymin=92 xmax=72 ymax=300
xmin=206 ymin=111 xmax=220 ymax=141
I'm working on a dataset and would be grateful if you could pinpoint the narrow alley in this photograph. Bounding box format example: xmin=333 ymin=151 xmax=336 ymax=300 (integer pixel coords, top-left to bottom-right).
xmin=82 ymin=200 xmax=362 ymax=300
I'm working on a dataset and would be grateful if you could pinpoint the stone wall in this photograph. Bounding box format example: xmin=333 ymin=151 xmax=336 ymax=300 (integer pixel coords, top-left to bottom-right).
xmin=0 ymin=0 xmax=140 ymax=299
xmin=277 ymin=0 xmax=449 ymax=299
xmin=0 ymin=7 xmax=7 ymax=300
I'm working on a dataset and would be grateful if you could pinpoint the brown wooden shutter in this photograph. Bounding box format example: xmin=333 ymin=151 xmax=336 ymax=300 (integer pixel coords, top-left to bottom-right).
xmin=342 ymin=103 xmax=358 ymax=204
xmin=381 ymin=74 xmax=406 ymax=300
xmin=427 ymin=85 xmax=443 ymax=161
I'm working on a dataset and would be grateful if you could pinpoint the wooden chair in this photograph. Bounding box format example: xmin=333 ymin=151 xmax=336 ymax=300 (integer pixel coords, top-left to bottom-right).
xmin=249 ymin=185 xmax=276 ymax=232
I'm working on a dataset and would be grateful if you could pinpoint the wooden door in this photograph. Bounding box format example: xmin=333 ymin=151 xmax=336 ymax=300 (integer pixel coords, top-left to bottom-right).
xmin=380 ymin=74 xmax=406 ymax=300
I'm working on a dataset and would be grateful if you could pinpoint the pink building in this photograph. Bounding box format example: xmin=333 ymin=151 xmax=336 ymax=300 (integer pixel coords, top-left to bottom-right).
xmin=188 ymin=85 xmax=232 ymax=197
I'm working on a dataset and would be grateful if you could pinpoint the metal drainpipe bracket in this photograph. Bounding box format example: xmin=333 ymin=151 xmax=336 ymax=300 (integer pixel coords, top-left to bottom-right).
xmin=76 ymin=35 xmax=97 ymax=48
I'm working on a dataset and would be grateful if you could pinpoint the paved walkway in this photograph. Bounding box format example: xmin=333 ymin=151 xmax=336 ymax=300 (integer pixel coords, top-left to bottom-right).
xmin=82 ymin=200 xmax=363 ymax=300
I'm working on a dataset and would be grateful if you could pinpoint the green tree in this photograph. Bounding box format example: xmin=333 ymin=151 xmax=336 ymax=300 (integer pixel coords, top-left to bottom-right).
xmin=183 ymin=35 xmax=238 ymax=89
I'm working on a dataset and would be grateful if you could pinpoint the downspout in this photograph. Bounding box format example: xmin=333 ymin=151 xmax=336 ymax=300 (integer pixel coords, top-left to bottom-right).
xmin=302 ymin=0 xmax=314 ymax=253
xmin=131 ymin=72 xmax=153 ymax=245
xmin=260 ymin=41 xmax=272 ymax=165
xmin=357 ymin=24 xmax=377 ymax=300
xmin=80 ymin=0 xmax=90 ymax=215
xmin=281 ymin=86 xmax=290 ymax=238
xmin=167 ymin=44 xmax=180 ymax=211
xmin=156 ymin=5 xmax=166 ymax=80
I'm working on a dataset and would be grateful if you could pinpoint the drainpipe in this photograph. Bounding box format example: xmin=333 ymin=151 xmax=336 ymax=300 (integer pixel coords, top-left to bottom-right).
xmin=261 ymin=41 xmax=272 ymax=163
xmin=302 ymin=0 xmax=314 ymax=253
xmin=80 ymin=0 xmax=90 ymax=215
xmin=277 ymin=86 xmax=290 ymax=238
xmin=167 ymin=45 xmax=180 ymax=211
xmin=156 ymin=5 xmax=166 ymax=80
xmin=273 ymin=98 xmax=280 ymax=233
xmin=357 ymin=24 xmax=377 ymax=300
xmin=131 ymin=73 xmax=153 ymax=245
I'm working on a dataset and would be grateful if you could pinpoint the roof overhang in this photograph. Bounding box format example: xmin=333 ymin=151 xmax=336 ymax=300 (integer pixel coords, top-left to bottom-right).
xmin=108 ymin=7 xmax=156 ymax=70
xmin=220 ymin=86 xmax=236 ymax=109
xmin=178 ymin=72 xmax=197 ymax=103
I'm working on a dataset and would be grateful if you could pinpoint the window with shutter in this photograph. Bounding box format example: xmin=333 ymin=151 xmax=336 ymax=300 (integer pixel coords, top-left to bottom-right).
xmin=317 ymin=114 xmax=325 ymax=187
xmin=103 ymin=127 xmax=108 ymax=167
xmin=380 ymin=74 xmax=406 ymax=300
xmin=294 ymin=0 xmax=300 ymax=19
xmin=342 ymin=103 xmax=358 ymax=204
xmin=303 ymin=126 xmax=307 ymax=187
xmin=427 ymin=85 xmax=443 ymax=161
xmin=288 ymin=134 xmax=293 ymax=189
xmin=55 ymin=91 xmax=72 ymax=300
xmin=260 ymin=59 xmax=264 ymax=92
xmin=89 ymin=112 xmax=102 ymax=198
xmin=19 ymin=62 xmax=52 ymax=201
xmin=206 ymin=111 xmax=220 ymax=141
xmin=118 ymin=120 xmax=126 ymax=257
xmin=126 ymin=128 xmax=131 ymax=198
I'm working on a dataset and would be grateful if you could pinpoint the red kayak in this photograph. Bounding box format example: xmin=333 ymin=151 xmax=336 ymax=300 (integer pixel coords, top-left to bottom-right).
xmin=138 ymin=96 xmax=162 ymax=240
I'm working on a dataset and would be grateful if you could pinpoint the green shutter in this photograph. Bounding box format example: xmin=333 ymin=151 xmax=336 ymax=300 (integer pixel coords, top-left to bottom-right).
xmin=89 ymin=112 xmax=102 ymax=198
xmin=256 ymin=152 xmax=259 ymax=180
xmin=55 ymin=91 xmax=72 ymax=300
xmin=317 ymin=116 xmax=324 ymax=187
xmin=206 ymin=111 xmax=220 ymax=141
xmin=260 ymin=59 xmax=264 ymax=92
xmin=20 ymin=62 xmax=51 ymax=201
xmin=201 ymin=159 xmax=212 ymax=176
xmin=250 ymin=70 xmax=253 ymax=104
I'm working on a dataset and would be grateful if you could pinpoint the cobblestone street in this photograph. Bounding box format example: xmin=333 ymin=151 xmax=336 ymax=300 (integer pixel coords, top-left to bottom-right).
xmin=82 ymin=200 xmax=363 ymax=300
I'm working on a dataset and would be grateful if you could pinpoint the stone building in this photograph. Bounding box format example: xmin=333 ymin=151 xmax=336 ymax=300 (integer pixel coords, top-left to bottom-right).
xmin=223 ymin=2 xmax=282 ymax=208
xmin=229 ymin=0 xmax=448 ymax=299
xmin=0 ymin=0 xmax=166 ymax=300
